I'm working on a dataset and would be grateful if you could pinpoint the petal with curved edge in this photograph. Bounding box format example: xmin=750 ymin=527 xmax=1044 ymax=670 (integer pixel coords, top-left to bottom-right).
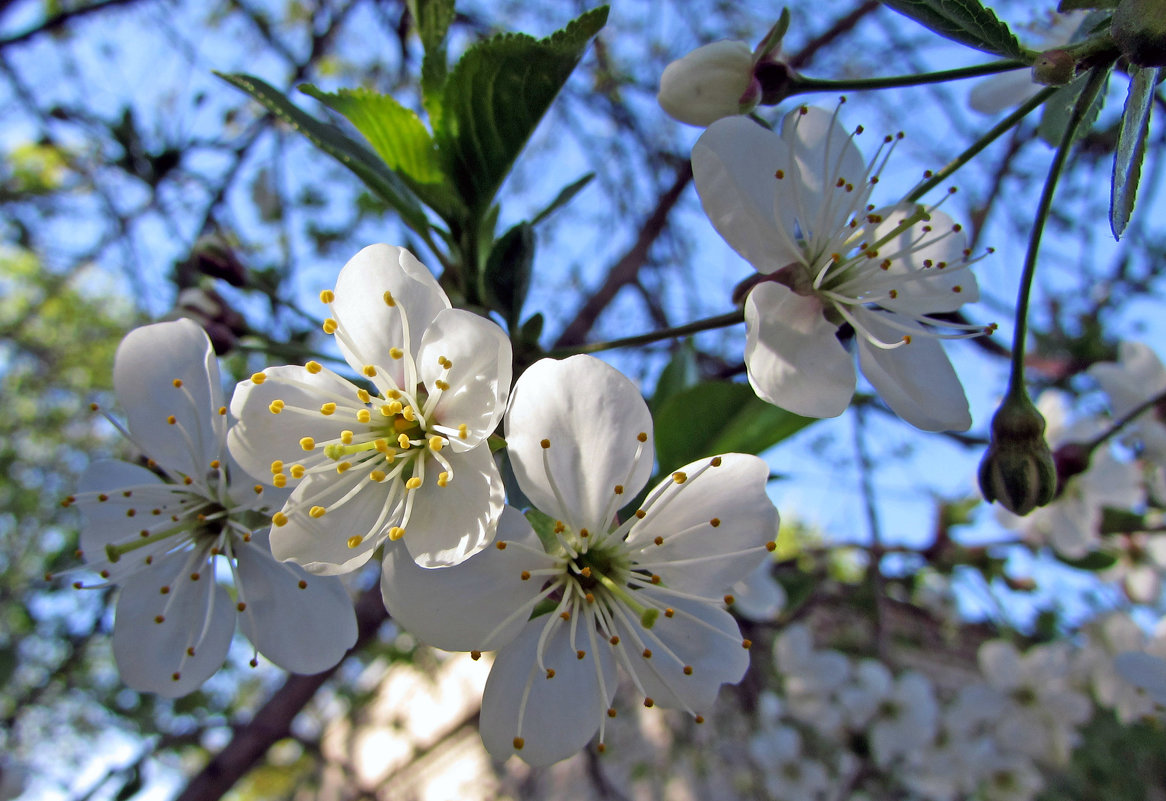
xmin=330 ymin=245 xmax=450 ymax=387
xmin=505 ymin=356 xmax=654 ymax=532
xmin=745 ymin=282 xmax=854 ymax=418
xmin=730 ymin=560 xmax=786 ymax=622
xmin=115 ymin=319 xmax=224 ymax=480
xmin=234 ymin=532 xmax=357 ymax=674
xmin=625 ymin=453 xmax=777 ymax=597
xmin=780 ymin=106 xmax=871 ymax=242
xmin=969 ymin=70 xmax=1038 ymax=115
xmin=112 ymin=547 xmax=235 ymax=697
xmin=863 ymin=205 xmax=978 ymax=313
xmin=612 ymin=594 xmax=749 ymax=712
xmin=418 ymin=309 xmax=511 ymax=451
xmin=228 ymin=363 xmax=366 ymax=484
xmin=480 ymin=615 xmax=617 ymax=767
xmin=269 ymin=472 xmax=394 ymax=575
xmin=854 ymin=310 xmax=971 ymax=432
xmin=381 ymin=507 xmax=554 ymax=651
xmin=399 ymin=445 xmax=504 ymax=567
xmin=693 ymin=116 xmax=802 ymax=273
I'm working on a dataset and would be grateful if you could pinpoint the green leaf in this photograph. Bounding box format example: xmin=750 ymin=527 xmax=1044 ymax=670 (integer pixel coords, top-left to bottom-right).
xmin=653 ymin=381 xmax=814 ymax=473
xmin=408 ymin=0 xmax=457 ymax=126
xmin=530 ymin=172 xmax=594 ymax=226
xmin=649 ymin=341 xmax=699 ymax=414
xmin=481 ymin=220 xmax=534 ymax=328
xmin=1038 ymin=68 xmax=1109 ymax=146
xmin=215 ymin=73 xmax=431 ymax=235
xmin=434 ymin=6 xmax=609 ymax=220
xmin=524 ymin=507 xmax=560 ymax=552
xmin=299 ymin=86 xmax=444 ymax=184
xmin=1056 ymin=550 xmax=1119 ymax=571
xmin=1058 ymin=0 xmax=1117 ymax=9
xmin=1099 ymin=506 xmax=1148 ymax=535
xmin=1111 ymin=66 xmax=1159 ymax=240
xmin=880 ymin=0 xmax=1022 ymax=58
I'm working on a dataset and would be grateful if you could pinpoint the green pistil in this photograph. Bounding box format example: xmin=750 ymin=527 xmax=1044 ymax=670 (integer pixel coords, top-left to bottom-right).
xmin=104 ymin=521 xmax=193 ymax=562
xmin=593 ymin=571 xmax=658 ymax=630
xmin=324 ymin=440 xmax=387 ymax=460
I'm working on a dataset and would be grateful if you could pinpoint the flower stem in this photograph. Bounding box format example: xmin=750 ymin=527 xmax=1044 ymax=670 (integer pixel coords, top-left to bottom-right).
xmin=1086 ymin=387 xmax=1166 ymax=454
xmin=905 ymin=85 xmax=1058 ymax=203
xmin=791 ymin=59 xmax=1030 ymax=94
xmin=1007 ymin=67 xmax=1107 ymax=397
xmin=549 ymin=310 xmax=744 ymax=357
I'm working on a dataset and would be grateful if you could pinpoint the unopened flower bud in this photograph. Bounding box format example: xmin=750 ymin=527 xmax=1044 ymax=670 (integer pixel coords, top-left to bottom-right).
xmin=658 ymin=41 xmax=759 ymax=127
xmin=169 ymin=287 xmax=248 ymax=354
xmin=177 ymin=235 xmax=248 ymax=288
xmin=1111 ymin=0 xmax=1166 ymax=67
xmin=1031 ymin=48 xmax=1076 ymax=86
xmin=978 ymin=392 xmax=1057 ymax=516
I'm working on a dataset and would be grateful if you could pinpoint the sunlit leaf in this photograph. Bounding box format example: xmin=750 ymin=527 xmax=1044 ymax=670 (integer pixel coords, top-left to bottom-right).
xmin=881 ymin=0 xmax=1022 ymax=57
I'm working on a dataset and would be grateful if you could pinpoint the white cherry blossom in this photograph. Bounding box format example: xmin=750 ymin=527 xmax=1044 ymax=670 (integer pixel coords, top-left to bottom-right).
xmin=228 ymin=244 xmax=511 ymax=571
xmin=380 ymin=355 xmax=780 ymax=766
xmin=1088 ymin=341 xmax=1166 ymax=465
xmin=66 ymin=320 xmax=357 ymax=696
xmin=692 ymin=106 xmax=986 ymax=431
xmin=657 ymin=40 xmax=760 ymax=126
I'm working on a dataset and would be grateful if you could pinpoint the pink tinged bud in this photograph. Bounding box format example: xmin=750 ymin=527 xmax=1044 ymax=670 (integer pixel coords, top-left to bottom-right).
xmin=1031 ymin=49 xmax=1076 ymax=86
xmin=657 ymin=40 xmax=759 ymax=127
xmin=978 ymin=392 xmax=1057 ymax=516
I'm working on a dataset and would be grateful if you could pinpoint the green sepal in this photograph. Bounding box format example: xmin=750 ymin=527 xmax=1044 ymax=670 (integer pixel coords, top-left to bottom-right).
xmin=1056 ymin=550 xmax=1119 ymax=571
xmin=1038 ymin=68 xmax=1110 ymax=146
xmin=525 ymin=507 xmax=561 ymax=552
xmin=481 ymin=220 xmax=534 ymax=330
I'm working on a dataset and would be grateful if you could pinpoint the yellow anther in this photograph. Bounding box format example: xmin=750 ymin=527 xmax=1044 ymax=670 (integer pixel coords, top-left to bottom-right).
xmin=637 ymin=432 xmax=648 ymax=442
xmin=389 ymin=526 xmax=406 ymax=540
xmin=684 ymin=665 xmax=694 ymax=676
xmin=172 ymin=378 xmax=183 ymax=388
xmin=664 ymin=608 xmax=674 ymax=618
xmin=389 ymin=347 xmax=404 ymax=360
xmin=336 ymin=461 xmax=352 ymax=474
xmin=471 ymin=650 xmax=481 ymax=660
xmin=362 ymin=365 xmax=377 ymax=377
xmin=654 ymin=536 xmax=664 ymax=546
xmin=251 ymin=372 xmax=266 ymax=384
xmin=643 ymin=698 xmax=655 ymax=708
xmin=273 ymin=474 xmax=287 ymax=488
xmin=341 ymin=430 xmax=354 ymax=445
xmin=438 ymin=356 xmax=452 ymax=369
xmin=711 ymin=456 xmax=722 ymax=467
xmin=346 ymin=535 xmax=362 ymax=548
xmin=513 ymin=737 xmax=524 ymax=751
xmin=374 ymin=439 xmax=389 ymax=452
xmin=319 ymin=289 xmax=335 ymax=304
xmin=309 ymin=506 xmax=326 ymax=518
xmin=437 ymin=471 xmax=449 ymax=487
xmin=402 ymin=406 xmax=416 ymax=422
xmin=614 ymin=484 xmax=624 ymax=495
xmin=576 ymin=649 xmax=586 ymax=660
xmin=268 ymin=400 xmax=285 ymax=414
xmin=90 ymin=402 xmax=99 ymax=411
xmin=521 ymin=570 xmax=531 ymax=581
xmin=383 ymin=291 xmax=396 ymax=307
xmin=298 ymin=580 xmax=307 ymax=589
xmin=435 ymin=379 xmax=450 ymax=391
xmin=386 ymin=389 xmax=401 ymax=399
xmin=903 ymin=335 xmax=913 ymax=344
xmin=710 ymin=518 xmax=721 ymax=527
xmin=306 ymin=361 xmax=323 ymax=374
xmin=218 ymin=407 xmax=226 ymax=416
xmin=369 ymin=470 xmax=386 ymax=482
xmin=357 ymin=409 xmax=371 ymax=424
xmin=210 ymin=459 xmax=221 ymax=469
xmin=540 ymin=439 xmax=551 ymax=449
xmin=742 ymin=639 xmax=753 ymax=650
xmin=429 ymin=435 xmax=445 ymax=451
xmin=322 ymin=318 xmax=338 ymax=334
xmin=546 ymin=668 xmax=555 ymax=678
xmin=290 ymin=465 xmax=306 ymax=479
xmin=496 ymin=542 xmax=508 ymax=550
xmin=694 ymin=715 xmax=705 ymax=724
xmin=300 ymin=437 xmax=315 ymax=451
xmin=398 ymin=433 xmax=412 ymax=449
xmin=386 ymin=400 xmax=403 ymax=415
xmin=766 ymin=540 xmax=777 ymax=552
xmin=236 ymin=602 xmax=246 ymax=612
xmin=320 ymin=402 xmax=337 ymax=415
xmin=166 ymin=415 xmax=177 ymax=425
xmin=723 ymin=594 xmax=735 ymax=605
xmin=356 ymin=388 xmax=371 ymax=403
xmin=272 ymin=512 xmax=288 ymax=527
xmin=458 ymin=424 xmax=468 ymax=440
xmin=406 ymin=477 xmax=422 ymax=490
xmin=672 ymin=471 xmax=687 ymax=484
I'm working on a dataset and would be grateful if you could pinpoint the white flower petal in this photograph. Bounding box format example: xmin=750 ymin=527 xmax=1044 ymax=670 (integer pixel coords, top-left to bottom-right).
xmin=1115 ymin=651 xmax=1166 ymax=705
xmin=855 ymin=310 xmax=971 ymax=432
xmin=399 ymin=445 xmax=504 ymax=567
xmin=626 ymin=453 xmax=777 ymax=596
xmin=505 ymin=355 xmax=654 ymax=530
xmin=114 ymin=319 xmax=223 ymax=479
xmin=744 ymin=282 xmax=854 ymax=417
xmin=330 ymin=244 xmax=450 ymax=383
xmin=381 ymin=507 xmax=553 ymax=651
xmin=614 ymin=594 xmax=749 ymax=712
xmin=867 ymin=205 xmax=978 ymax=312
xmin=657 ymin=40 xmax=756 ymax=127
xmin=228 ymin=363 xmax=364 ymax=484
xmin=693 ymin=116 xmax=804 ymax=273
xmin=418 ymin=308 xmax=511 ymax=450
xmin=779 ymin=106 xmax=869 ymax=240
xmin=112 ymin=547 xmax=235 ymax=697
xmin=480 ymin=616 xmax=617 ymax=766
xmin=269 ymin=472 xmax=390 ymax=575
xmin=234 ymin=534 xmax=357 ymax=673
xmin=731 ymin=559 xmax=786 ymax=621
xmin=969 ymin=70 xmax=1040 ymax=115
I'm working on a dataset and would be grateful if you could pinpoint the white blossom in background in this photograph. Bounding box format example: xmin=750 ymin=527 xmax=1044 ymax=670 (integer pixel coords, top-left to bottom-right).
xmin=998 ymin=391 xmax=1142 ymax=558
xmin=1089 ymin=341 xmax=1166 ymax=466
xmin=747 ymin=722 xmax=831 ymax=801
xmin=692 ymin=106 xmax=986 ymax=431
xmin=866 ymin=670 xmax=939 ymax=768
xmin=1115 ymin=650 xmax=1166 ymax=709
xmin=978 ymin=639 xmax=1091 ymax=764
xmin=380 ymin=355 xmax=780 ymax=766
xmin=968 ymin=11 xmax=1088 ymax=114
xmin=774 ymin=624 xmax=851 ymax=736
xmin=730 ymin=558 xmax=786 ymax=621
xmin=1074 ymin=613 xmax=1156 ymax=722
xmin=657 ymin=40 xmax=761 ymax=126
xmin=229 ymin=244 xmax=511 ymax=571
xmin=65 ymin=320 xmax=357 ymax=696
